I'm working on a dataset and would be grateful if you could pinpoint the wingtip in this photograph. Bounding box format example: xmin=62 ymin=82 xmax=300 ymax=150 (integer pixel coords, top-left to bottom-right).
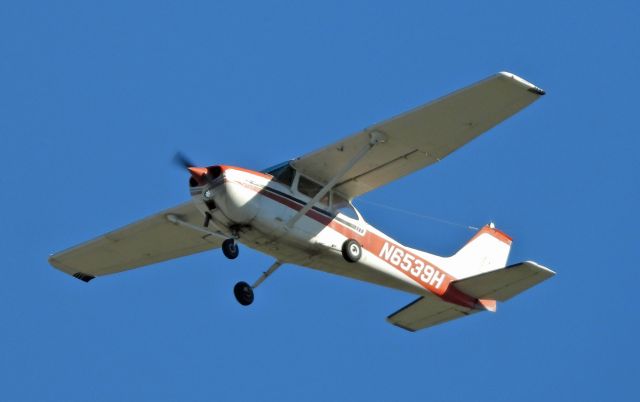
xmin=388 ymin=320 xmax=417 ymax=332
xmin=524 ymin=260 xmax=557 ymax=276
xmin=49 ymin=254 xmax=96 ymax=282
xmin=498 ymin=71 xmax=546 ymax=96
xmin=528 ymin=87 xmax=546 ymax=96
xmin=72 ymin=272 xmax=96 ymax=282
xmin=48 ymin=254 xmax=61 ymax=269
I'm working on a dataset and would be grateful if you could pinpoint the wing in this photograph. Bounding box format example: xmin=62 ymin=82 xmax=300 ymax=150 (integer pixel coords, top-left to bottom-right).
xmin=387 ymin=294 xmax=478 ymax=332
xmin=292 ymin=72 xmax=545 ymax=199
xmin=49 ymin=202 xmax=222 ymax=281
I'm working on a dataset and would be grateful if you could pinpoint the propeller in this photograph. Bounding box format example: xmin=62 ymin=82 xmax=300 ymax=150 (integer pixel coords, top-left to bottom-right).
xmin=173 ymin=151 xmax=197 ymax=170
xmin=173 ymin=151 xmax=220 ymax=186
xmin=173 ymin=151 xmax=206 ymax=183
xmin=174 ymin=152 xmax=218 ymax=228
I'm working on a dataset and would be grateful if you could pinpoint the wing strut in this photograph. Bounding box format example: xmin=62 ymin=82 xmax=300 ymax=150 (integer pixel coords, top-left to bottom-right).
xmin=285 ymin=131 xmax=386 ymax=228
xmin=166 ymin=213 xmax=231 ymax=240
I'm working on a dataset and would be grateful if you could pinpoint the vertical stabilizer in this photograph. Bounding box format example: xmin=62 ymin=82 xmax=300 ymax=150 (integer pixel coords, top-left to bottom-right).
xmin=444 ymin=224 xmax=512 ymax=279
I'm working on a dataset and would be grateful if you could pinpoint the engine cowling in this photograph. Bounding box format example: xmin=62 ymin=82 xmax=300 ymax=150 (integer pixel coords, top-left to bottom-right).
xmin=190 ymin=165 xmax=260 ymax=224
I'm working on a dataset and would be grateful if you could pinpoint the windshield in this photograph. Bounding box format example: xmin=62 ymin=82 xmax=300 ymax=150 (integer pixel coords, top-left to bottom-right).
xmin=263 ymin=162 xmax=294 ymax=187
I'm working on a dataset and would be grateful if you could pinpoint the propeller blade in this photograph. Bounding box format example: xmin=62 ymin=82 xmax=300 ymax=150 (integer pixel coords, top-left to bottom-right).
xmin=173 ymin=151 xmax=196 ymax=169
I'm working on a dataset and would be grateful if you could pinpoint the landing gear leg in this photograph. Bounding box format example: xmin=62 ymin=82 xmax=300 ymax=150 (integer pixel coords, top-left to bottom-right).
xmin=233 ymin=261 xmax=282 ymax=306
xmin=203 ymin=212 xmax=213 ymax=227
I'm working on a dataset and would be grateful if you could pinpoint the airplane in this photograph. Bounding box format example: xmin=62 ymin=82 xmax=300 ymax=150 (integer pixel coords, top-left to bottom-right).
xmin=49 ymin=71 xmax=555 ymax=332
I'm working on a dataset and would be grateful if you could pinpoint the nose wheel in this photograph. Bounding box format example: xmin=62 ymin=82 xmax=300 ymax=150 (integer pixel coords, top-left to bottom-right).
xmin=233 ymin=281 xmax=254 ymax=306
xmin=222 ymin=238 xmax=239 ymax=259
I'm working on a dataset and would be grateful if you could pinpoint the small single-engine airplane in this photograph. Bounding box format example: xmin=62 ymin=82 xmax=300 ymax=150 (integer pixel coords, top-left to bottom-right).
xmin=49 ymin=72 xmax=555 ymax=331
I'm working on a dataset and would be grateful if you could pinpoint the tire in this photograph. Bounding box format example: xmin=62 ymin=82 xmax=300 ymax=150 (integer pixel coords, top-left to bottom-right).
xmin=222 ymin=239 xmax=239 ymax=259
xmin=233 ymin=281 xmax=254 ymax=306
xmin=341 ymin=239 xmax=362 ymax=263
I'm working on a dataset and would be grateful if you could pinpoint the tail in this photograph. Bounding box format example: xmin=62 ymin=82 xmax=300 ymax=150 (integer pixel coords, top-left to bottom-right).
xmin=442 ymin=223 xmax=513 ymax=279
xmin=388 ymin=224 xmax=555 ymax=331
xmin=441 ymin=224 xmax=554 ymax=312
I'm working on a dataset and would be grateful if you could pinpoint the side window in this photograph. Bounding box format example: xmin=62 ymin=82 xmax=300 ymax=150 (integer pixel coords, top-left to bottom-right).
xmin=269 ymin=164 xmax=294 ymax=187
xmin=298 ymin=176 xmax=323 ymax=199
xmin=332 ymin=192 xmax=359 ymax=220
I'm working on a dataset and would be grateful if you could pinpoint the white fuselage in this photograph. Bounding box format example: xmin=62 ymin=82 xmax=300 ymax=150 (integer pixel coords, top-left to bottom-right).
xmin=190 ymin=166 xmax=472 ymax=305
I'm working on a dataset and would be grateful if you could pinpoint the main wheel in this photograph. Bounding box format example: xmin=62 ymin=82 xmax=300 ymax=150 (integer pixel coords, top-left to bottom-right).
xmin=222 ymin=239 xmax=239 ymax=259
xmin=233 ymin=281 xmax=254 ymax=306
xmin=341 ymin=239 xmax=362 ymax=263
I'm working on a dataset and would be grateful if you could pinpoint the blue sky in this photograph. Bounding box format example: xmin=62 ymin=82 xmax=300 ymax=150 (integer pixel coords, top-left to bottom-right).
xmin=1 ymin=1 xmax=638 ymax=401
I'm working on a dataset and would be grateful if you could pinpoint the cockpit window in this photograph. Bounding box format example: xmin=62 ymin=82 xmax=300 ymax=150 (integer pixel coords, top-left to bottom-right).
xmin=297 ymin=175 xmax=330 ymax=207
xmin=298 ymin=175 xmax=323 ymax=198
xmin=265 ymin=163 xmax=294 ymax=187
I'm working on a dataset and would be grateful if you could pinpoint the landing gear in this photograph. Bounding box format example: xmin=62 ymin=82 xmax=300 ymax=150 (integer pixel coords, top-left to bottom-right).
xmin=233 ymin=261 xmax=282 ymax=306
xmin=233 ymin=281 xmax=254 ymax=306
xmin=342 ymin=239 xmax=362 ymax=263
xmin=222 ymin=238 xmax=239 ymax=259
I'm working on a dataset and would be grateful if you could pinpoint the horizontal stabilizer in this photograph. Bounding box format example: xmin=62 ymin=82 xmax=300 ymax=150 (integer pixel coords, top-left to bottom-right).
xmin=452 ymin=261 xmax=555 ymax=301
xmin=387 ymin=295 xmax=478 ymax=332
xmin=388 ymin=262 xmax=554 ymax=331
